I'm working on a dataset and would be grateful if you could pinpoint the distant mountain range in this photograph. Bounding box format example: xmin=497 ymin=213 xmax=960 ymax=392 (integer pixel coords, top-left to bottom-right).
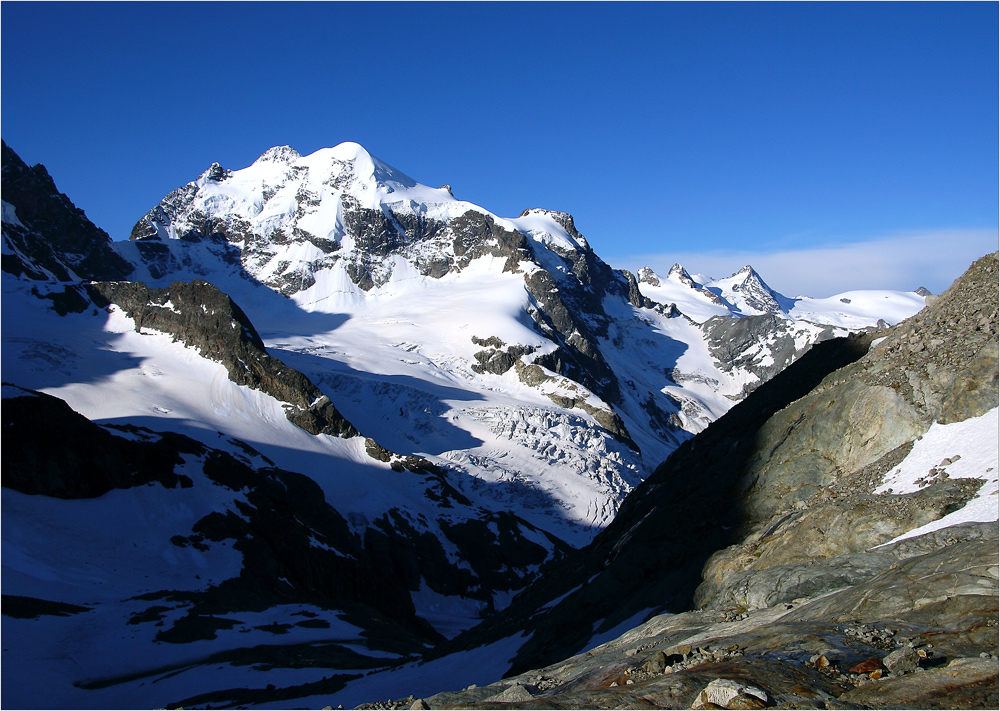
xmin=4 ymin=140 xmax=992 ymax=710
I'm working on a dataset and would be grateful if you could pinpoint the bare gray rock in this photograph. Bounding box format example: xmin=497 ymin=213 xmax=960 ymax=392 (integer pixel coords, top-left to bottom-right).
xmin=483 ymin=684 xmax=536 ymax=703
xmin=883 ymin=646 xmax=919 ymax=675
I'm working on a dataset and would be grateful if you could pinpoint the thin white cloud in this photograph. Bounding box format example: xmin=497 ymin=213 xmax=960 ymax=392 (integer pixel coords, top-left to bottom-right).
xmin=613 ymin=229 xmax=998 ymax=298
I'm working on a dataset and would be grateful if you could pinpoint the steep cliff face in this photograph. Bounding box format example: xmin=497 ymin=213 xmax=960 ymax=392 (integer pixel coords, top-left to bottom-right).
xmin=1 ymin=140 xmax=134 ymax=281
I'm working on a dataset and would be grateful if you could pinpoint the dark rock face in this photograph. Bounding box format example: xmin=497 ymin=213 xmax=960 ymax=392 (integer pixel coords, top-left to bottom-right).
xmin=725 ymin=265 xmax=783 ymax=313
xmin=637 ymin=266 xmax=660 ymax=286
xmin=85 ymin=280 xmax=358 ymax=438
xmin=341 ymin=194 xmax=410 ymax=256
xmin=424 ymin=253 xmax=998 ymax=696
xmin=517 ymin=223 xmax=653 ymax=411
xmin=470 ymin=336 xmax=536 ymax=375
xmin=2 ymin=385 xmax=196 ymax=498
xmin=702 ymin=314 xmax=840 ymax=397
xmin=1 ymin=141 xmax=134 ymax=281
xmin=447 ymin=209 xmax=529 ymax=270
xmin=523 ymin=268 xmax=622 ymax=405
xmin=621 ymin=268 xmax=656 ymax=309
xmin=29 ymin=283 xmax=92 ymax=316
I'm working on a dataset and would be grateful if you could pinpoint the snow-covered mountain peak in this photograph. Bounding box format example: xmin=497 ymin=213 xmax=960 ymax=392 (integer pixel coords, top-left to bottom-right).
xmin=519 ymin=208 xmax=578 ymax=236
xmin=253 ymin=145 xmax=302 ymax=165
xmin=513 ymin=208 xmax=589 ymax=253
xmin=308 ymin=141 xmax=420 ymax=194
xmin=637 ymin=266 xmax=659 ymax=286
xmin=664 ymin=263 xmax=720 ymax=300
xmin=667 ymin=263 xmax=693 ymax=281
xmin=195 ymin=161 xmax=230 ymax=185
xmin=732 ymin=265 xmax=771 ymax=290
xmin=709 ymin=263 xmax=783 ymax=314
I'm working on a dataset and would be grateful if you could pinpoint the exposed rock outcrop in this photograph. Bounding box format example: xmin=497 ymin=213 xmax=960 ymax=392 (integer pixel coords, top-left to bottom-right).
xmin=401 ymin=520 xmax=996 ymax=708
xmin=701 ymin=313 xmax=843 ymax=397
xmin=1 ymin=384 xmax=196 ymax=498
xmin=1 ymin=140 xmax=134 ymax=281
xmin=85 ymin=280 xmax=359 ymax=438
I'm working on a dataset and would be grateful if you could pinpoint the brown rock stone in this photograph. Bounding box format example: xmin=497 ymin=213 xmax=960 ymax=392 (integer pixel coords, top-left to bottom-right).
xmin=849 ymin=658 xmax=884 ymax=674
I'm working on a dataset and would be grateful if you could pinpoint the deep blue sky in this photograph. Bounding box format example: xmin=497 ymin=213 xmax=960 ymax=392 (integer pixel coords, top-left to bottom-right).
xmin=2 ymin=1 xmax=997 ymax=295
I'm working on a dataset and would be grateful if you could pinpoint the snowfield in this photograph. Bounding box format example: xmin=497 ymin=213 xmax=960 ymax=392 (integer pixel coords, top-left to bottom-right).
xmin=875 ymin=407 xmax=999 ymax=545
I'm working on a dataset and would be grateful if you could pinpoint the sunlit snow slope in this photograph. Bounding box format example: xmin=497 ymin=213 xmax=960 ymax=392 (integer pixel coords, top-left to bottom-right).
xmin=116 ymin=142 xmax=929 ymax=535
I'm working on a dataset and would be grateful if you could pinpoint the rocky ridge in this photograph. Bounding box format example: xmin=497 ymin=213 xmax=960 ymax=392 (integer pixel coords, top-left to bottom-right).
xmin=84 ymin=279 xmax=359 ymax=438
xmin=389 ymin=253 xmax=998 ymax=709
xmin=1 ymin=140 xmax=134 ymax=281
